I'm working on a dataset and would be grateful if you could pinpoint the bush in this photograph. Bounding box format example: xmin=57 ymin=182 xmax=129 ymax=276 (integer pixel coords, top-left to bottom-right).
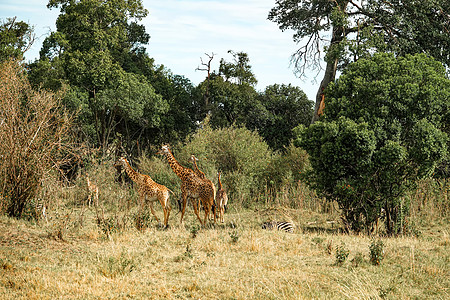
xmin=369 ymin=239 xmax=385 ymax=266
xmin=176 ymin=122 xmax=273 ymax=207
xmin=335 ymin=242 xmax=350 ymax=266
xmin=0 ymin=59 xmax=74 ymax=218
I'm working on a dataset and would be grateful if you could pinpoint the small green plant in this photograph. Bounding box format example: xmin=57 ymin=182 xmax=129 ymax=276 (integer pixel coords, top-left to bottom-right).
xmin=133 ymin=211 xmax=152 ymax=232
xmin=335 ymin=242 xmax=349 ymax=266
xmin=311 ymin=237 xmax=324 ymax=245
xmin=98 ymin=250 xmax=137 ymax=278
xmin=369 ymin=239 xmax=385 ymax=265
xmin=229 ymin=230 xmax=240 ymax=243
xmin=190 ymin=225 xmax=200 ymax=238
xmin=351 ymin=252 xmax=365 ymax=268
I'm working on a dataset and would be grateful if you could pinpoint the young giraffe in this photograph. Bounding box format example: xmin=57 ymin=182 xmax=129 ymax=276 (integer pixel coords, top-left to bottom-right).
xmin=216 ymin=171 xmax=228 ymax=223
xmin=158 ymin=145 xmax=216 ymax=226
xmin=115 ymin=157 xmax=172 ymax=228
xmin=86 ymin=173 xmax=99 ymax=208
xmin=190 ymin=154 xmax=216 ymax=221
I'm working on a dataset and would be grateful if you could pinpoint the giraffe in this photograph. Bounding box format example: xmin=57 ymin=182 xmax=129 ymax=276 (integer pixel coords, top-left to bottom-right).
xmin=115 ymin=156 xmax=172 ymax=228
xmin=190 ymin=154 xmax=206 ymax=179
xmin=86 ymin=173 xmax=99 ymax=208
xmin=158 ymin=145 xmax=216 ymax=226
xmin=216 ymin=171 xmax=228 ymax=223
xmin=190 ymin=154 xmax=216 ymax=220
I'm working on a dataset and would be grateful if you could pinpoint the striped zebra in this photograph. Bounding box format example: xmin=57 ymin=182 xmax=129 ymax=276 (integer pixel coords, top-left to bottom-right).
xmin=261 ymin=221 xmax=294 ymax=233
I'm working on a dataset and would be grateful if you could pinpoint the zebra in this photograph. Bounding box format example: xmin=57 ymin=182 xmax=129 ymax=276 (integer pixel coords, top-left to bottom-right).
xmin=261 ymin=221 xmax=294 ymax=233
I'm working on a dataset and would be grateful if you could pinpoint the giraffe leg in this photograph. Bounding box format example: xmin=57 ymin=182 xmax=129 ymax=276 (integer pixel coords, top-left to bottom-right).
xmin=180 ymin=192 xmax=188 ymax=225
xmin=165 ymin=204 xmax=171 ymax=228
xmin=161 ymin=196 xmax=171 ymax=228
xmin=192 ymin=198 xmax=203 ymax=226
xmin=203 ymin=200 xmax=211 ymax=225
xmin=148 ymin=201 xmax=160 ymax=225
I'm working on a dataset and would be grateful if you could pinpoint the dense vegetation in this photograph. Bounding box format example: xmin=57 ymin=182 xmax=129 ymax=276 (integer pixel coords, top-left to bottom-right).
xmin=297 ymin=53 xmax=449 ymax=235
xmin=0 ymin=1 xmax=449 ymax=298
xmin=0 ymin=1 xmax=448 ymax=233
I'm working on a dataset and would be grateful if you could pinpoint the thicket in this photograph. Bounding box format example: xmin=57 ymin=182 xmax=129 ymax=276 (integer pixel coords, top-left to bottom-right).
xmin=0 ymin=59 xmax=73 ymax=218
xmin=137 ymin=121 xmax=310 ymax=208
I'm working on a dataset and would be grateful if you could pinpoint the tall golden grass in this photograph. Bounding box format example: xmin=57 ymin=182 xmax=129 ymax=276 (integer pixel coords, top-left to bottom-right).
xmin=0 ymin=158 xmax=448 ymax=299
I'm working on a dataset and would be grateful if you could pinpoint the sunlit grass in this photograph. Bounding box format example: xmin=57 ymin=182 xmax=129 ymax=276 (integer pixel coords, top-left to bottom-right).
xmin=0 ymin=161 xmax=448 ymax=299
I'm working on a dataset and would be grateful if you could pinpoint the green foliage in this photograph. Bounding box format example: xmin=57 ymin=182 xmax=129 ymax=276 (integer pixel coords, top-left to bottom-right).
xmin=296 ymin=53 xmax=450 ymax=235
xmin=251 ymin=84 xmax=313 ymax=150
xmin=263 ymin=143 xmax=310 ymax=191
xmin=98 ymin=250 xmax=138 ymax=278
xmin=29 ymin=0 xmax=177 ymax=151
xmin=219 ymin=50 xmax=257 ymax=86
xmin=0 ymin=17 xmax=34 ymax=62
xmin=229 ymin=230 xmax=240 ymax=243
xmin=351 ymin=252 xmax=365 ymax=268
xmin=190 ymin=225 xmax=200 ymax=239
xmin=369 ymin=239 xmax=385 ymax=266
xmin=196 ymin=73 xmax=259 ymax=129
xmin=335 ymin=242 xmax=349 ymax=266
xmin=269 ymin=0 xmax=450 ymax=75
xmin=177 ymin=122 xmax=273 ymax=207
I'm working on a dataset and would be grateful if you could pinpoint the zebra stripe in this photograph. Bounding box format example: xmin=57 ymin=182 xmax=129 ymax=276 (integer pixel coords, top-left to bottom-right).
xmin=261 ymin=221 xmax=294 ymax=233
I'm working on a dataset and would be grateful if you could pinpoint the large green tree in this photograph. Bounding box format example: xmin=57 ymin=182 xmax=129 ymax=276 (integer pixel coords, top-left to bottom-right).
xmin=29 ymin=0 xmax=169 ymax=152
xmin=195 ymin=51 xmax=259 ymax=128
xmin=251 ymin=84 xmax=313 ymax=150
xmin=296 ymin=53 xmax=449 ymax=235
xmin=269 ymin=0 xmax=450 ymax=122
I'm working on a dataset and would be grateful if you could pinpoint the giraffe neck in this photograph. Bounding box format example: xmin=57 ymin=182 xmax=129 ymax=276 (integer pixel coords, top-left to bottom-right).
xmin=122 ymin=160 xmax=143 ymax=183
xmin=163 ymin=150 xmax=187 ymax=179
xmin=192 ymin=159 xmax=204 ymax=177
xmin=218 ymin=173 xmax=223 ymax=189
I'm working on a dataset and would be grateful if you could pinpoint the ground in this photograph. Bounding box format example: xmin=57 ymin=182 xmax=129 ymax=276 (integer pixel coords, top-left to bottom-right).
xmin=0 ymin=206 xmax=448 ymax=299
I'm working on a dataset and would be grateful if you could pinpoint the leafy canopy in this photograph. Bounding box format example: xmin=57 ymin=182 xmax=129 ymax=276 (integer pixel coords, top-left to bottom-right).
xmin=0 ymin=18 xmax=34 ymax=62
xmin=296 ymin=53 xmax=449 ymax=234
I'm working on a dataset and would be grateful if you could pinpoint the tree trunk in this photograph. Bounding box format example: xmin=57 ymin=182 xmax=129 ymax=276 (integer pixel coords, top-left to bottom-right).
xmin=311 ymin=26 xmax=344 ymax=123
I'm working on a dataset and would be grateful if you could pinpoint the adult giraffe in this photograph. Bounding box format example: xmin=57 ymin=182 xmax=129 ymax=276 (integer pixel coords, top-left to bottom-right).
xmin=158 ymin=145 xmax=216 ymax=226
xmin=115 ymin=157 xmax=172 ymax=228
xmin=190 ymin=154 xmax=217 ymax=220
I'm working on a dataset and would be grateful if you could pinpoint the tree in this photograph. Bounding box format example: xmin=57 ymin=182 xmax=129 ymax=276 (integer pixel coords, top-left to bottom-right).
xmin=0 ymin=17 xmax=34 ymax=62
xmin=195 ymin=51 xmax=259 ymax=128
xmin=269 ymin=0 xmax=450 ymax=122
xmin=219 ymin=50 xmax=257 ymax=86
xmin=29 ymin=0 xmax=168 ymax=152
xmin=252 ymin=84 xmax=313 ymax=150
xmin=295 ymin=53 xmax=449 ymax=235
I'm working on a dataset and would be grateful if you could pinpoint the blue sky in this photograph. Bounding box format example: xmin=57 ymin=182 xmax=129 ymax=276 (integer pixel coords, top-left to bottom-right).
xmin=0 ymin=0 xmax=321 ymax=100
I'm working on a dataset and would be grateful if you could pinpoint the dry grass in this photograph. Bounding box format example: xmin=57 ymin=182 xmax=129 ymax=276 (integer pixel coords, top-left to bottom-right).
xmin=0 ymin=200 xmax=448 ymax=299
xmin=0 ymin=161 xmax=448 ymax=299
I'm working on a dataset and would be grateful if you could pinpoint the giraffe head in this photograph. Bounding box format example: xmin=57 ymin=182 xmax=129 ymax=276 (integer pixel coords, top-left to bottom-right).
xmin=190 ymin=154 xmax=198 ymax=163
xmin=158 ymin=145 xmax=171 ymax=156
xmin=114 ymin=156 xmax=128 ymax=168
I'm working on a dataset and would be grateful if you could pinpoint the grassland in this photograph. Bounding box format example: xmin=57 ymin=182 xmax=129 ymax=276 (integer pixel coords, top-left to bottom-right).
xmin=0 ymin=197 xmax=448 ymax=300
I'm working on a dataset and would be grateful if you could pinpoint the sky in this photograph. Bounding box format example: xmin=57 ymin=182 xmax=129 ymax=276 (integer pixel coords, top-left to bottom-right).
xmin=0 ymin=0 xmax=322 ymax=100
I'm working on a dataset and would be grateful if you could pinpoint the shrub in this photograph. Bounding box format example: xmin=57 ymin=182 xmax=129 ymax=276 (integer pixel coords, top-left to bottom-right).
xmin=0 ymin=59 xmax=74 ymax=218
xmin=176 ymin=122 xmax=273 ymax=207
xmin=369 ymin=239 xmax=385 ymax=266
xmin=335 ymin=242 xmax=350 ymax=266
